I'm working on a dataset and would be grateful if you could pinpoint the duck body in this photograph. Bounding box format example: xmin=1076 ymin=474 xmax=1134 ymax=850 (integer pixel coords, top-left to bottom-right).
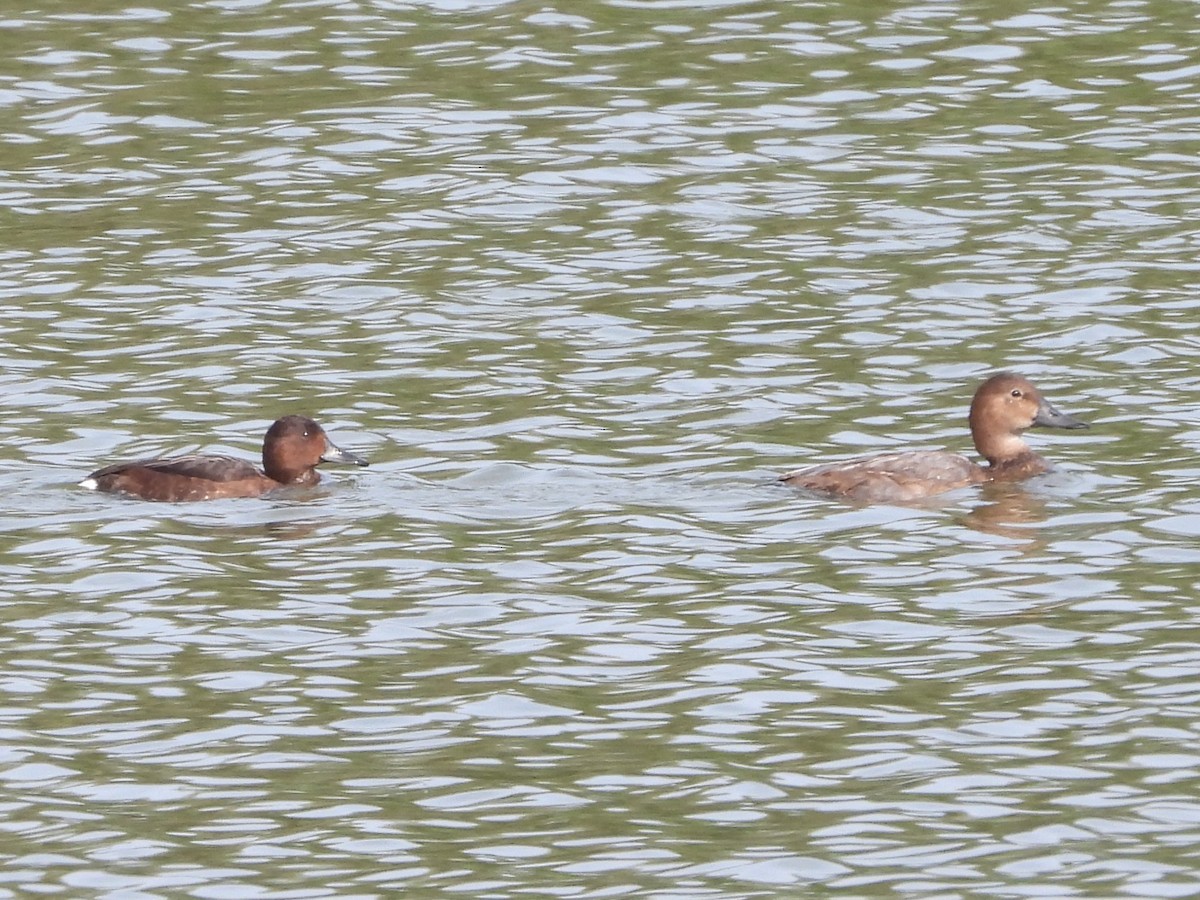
xmin=81 ymin=415 xmax=368 ymax=502
xmin=787 ymin=449 xmax=988 ymax=503
xmin=781 ymin=373 xmax=1087 ymax=504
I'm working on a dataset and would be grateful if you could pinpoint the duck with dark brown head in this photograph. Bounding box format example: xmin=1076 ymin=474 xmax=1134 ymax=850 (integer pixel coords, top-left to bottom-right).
xmin=81 ymin=415 xmax=368 ymax=502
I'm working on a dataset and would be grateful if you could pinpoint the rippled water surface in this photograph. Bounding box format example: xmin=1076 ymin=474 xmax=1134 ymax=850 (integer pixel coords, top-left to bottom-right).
xmin=3 ymin=1 xmax=1200 ymax=896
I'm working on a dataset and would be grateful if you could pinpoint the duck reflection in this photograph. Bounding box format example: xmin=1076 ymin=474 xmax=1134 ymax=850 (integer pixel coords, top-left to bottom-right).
xmin=961 ymin=481 xmax=1049 ymax=541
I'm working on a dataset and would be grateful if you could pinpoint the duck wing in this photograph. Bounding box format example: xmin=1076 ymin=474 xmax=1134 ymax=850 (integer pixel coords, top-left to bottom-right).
xmin=782 ymin=451 xmax=984 ymax=502
xmin=88 ymin=454 xmax=263 ymax=483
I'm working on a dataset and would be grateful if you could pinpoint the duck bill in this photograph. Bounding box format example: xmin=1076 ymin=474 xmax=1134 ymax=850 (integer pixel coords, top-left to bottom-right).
xmin=1034 ymin=398 xmax=1087 ymax=430
xmin=321 ymin=440 xmax=369 ymax=467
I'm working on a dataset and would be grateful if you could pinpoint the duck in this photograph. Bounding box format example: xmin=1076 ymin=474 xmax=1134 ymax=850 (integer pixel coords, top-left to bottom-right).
xmin=780 ymin=373 xmax=1087 ymax=503
xmin=80 ymin=415 xmax=368 ymax=502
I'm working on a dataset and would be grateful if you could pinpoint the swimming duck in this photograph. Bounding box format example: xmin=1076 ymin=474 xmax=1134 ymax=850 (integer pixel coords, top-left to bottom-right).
xmin=81 ymin=415 xmax=368 ymax=502
xmin=781 ymin=373 xmax=1087 ymax=503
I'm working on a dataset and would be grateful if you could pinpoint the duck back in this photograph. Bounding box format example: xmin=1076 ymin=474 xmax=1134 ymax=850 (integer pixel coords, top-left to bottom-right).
xmin=782 ymin=450 xmax=987 ymax=503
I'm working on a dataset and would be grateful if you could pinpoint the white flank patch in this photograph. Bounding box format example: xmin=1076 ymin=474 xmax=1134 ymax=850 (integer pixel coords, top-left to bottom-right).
xmin=79 ymin=478 xmax=98 ymax=491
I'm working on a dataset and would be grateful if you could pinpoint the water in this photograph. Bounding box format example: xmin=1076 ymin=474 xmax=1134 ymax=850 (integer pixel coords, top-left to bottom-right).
xmin=2 ymin=1 xmax=1200 ymax=896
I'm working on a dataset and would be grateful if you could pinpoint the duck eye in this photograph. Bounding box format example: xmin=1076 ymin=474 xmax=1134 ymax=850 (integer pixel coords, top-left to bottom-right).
xmin=1010 ymin=389 xmax=1022 ymax=397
